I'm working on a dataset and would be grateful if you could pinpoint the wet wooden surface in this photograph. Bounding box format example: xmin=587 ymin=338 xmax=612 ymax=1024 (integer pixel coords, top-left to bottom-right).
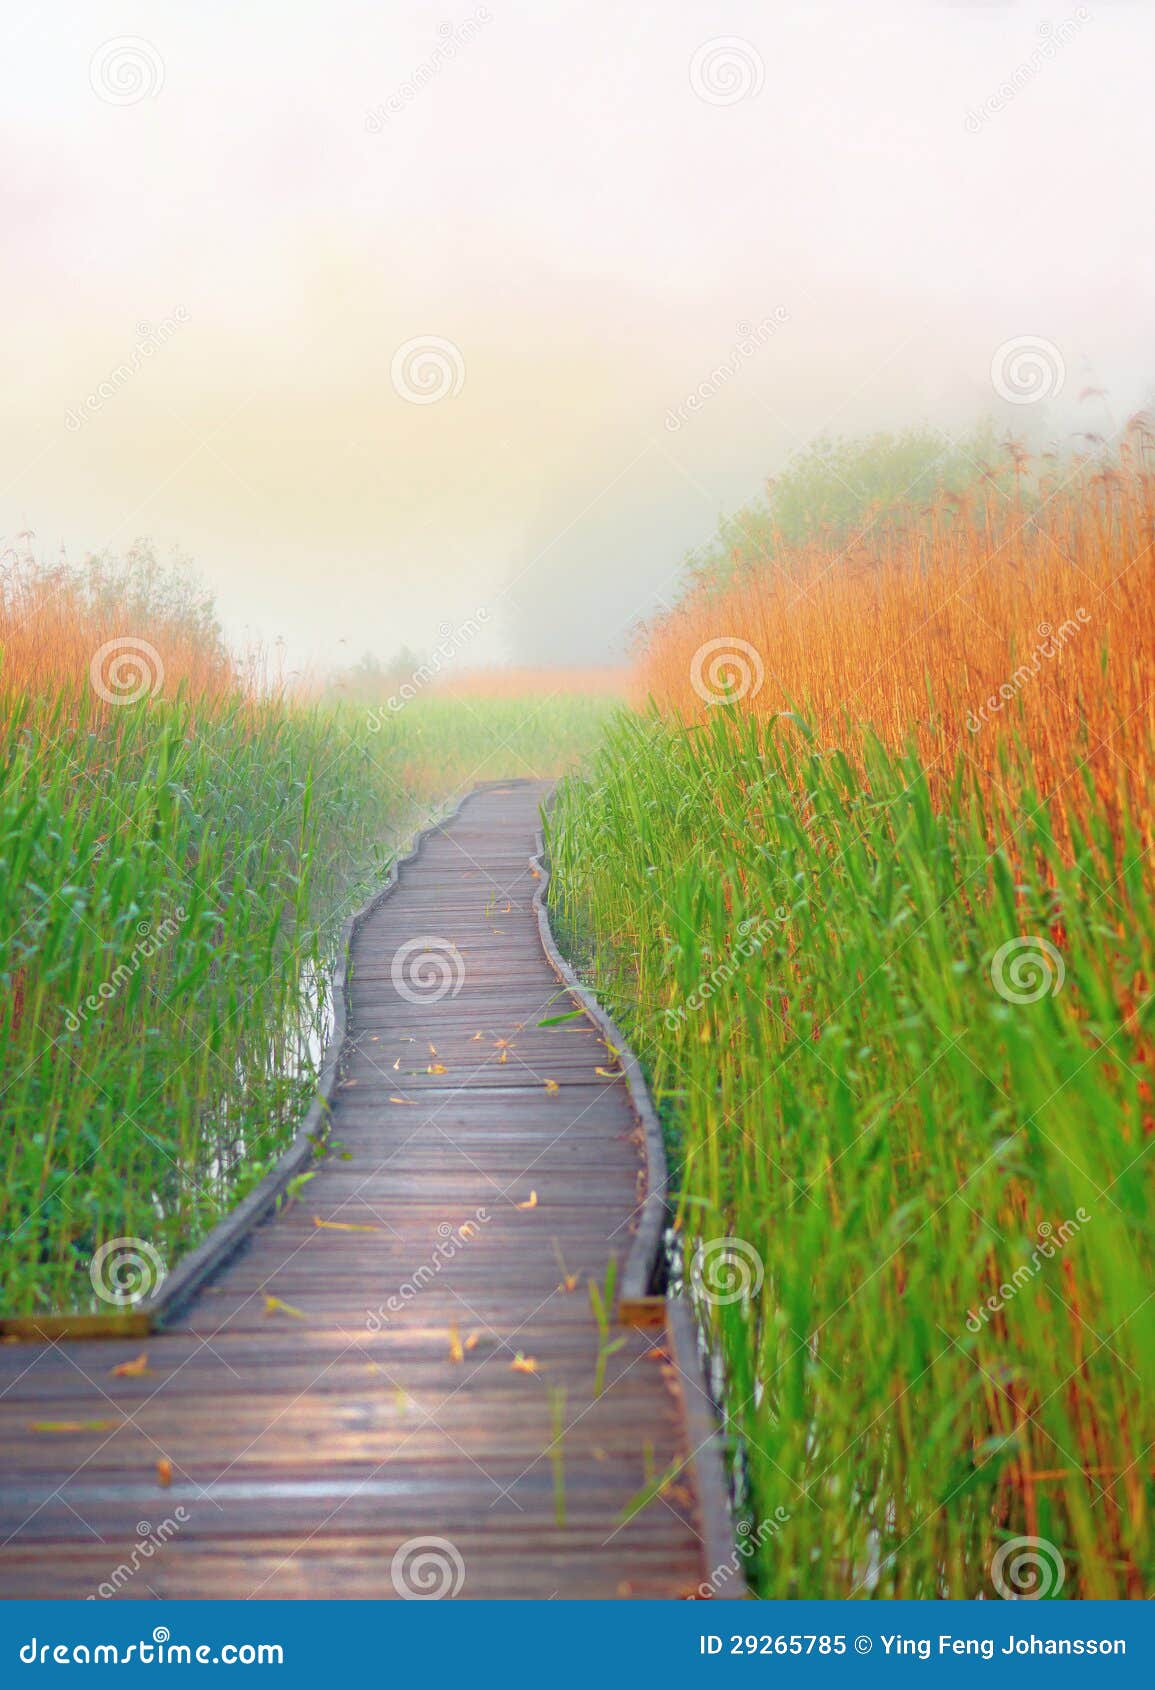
xmin=0 ymin=781 xmax=709 ymax=1599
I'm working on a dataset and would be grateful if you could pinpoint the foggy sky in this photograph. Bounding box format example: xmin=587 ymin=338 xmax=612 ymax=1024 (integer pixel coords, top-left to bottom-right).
xmin=3 ymin=0 xmax=1153 ymax=674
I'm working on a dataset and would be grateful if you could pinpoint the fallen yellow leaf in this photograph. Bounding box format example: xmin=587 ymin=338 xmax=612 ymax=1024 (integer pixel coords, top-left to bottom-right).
xmin=263 ymin=1294 xmax=305 ymax=1319
xmin=516 ymin=1190 xmax=539 ymax=1210
xmin=389 ymin=1096 xmax=415 ymax=1105
xmin=156 ymin=1458 xmax=173 ymax=1487
xmin=510 ymin=1353 xmax=539 ymax=1375
xmin=313 ymin=1216 xmax=380 ymax=1233
xmin=29 ymin=1419 xmax=118 ymax=1433
xmin=448 ymin=1323 xmax=464 ymax=1364
xmin=544 ymin=1079 xmax=560 ymax=1095
xmin=109 ymin=1351 xmax=151 ymax=1378
xmin=595 ymin=1067 xmax=621 ymax=1079
xmin=558 ymin=1273 xmax=579 ymax=1293
xmin=427 ymin=1063 xmax=447 ymax=1074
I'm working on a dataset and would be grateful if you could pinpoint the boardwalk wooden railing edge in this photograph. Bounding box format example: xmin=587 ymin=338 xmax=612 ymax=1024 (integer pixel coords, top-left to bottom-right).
xmin=530 ymin=820 xmax=748 ymax=1600
xmin=0 ymin=783 xmax=496 ymax=1344
xmin=529 ymin=823 xmax=668 ymax=1323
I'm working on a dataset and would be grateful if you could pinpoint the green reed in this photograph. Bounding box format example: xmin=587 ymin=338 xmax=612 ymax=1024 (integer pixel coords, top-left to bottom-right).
xmin=0 ymin=685 xmax=609 ymax=1315
xmin=548 ymin=705 xmax=1155 ymax=1598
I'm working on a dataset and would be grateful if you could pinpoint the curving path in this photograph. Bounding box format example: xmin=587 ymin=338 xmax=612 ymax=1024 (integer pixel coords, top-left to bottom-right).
xmin=0 ymin=781 xmax=713 ymax=1600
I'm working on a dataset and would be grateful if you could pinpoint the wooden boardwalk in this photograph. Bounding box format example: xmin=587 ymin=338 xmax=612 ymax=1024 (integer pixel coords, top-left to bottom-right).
xmin=0 ymin=781 xmax=712 ymax=1599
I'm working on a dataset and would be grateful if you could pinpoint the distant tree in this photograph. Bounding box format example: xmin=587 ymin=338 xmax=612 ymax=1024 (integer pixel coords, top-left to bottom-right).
xmin=81 ymin=540 xmax=228 ymax=656
xmin=331 ymin=645 xmax=422 ymax=701
xmin=682 ymin=422 xmax=1015 ymax=590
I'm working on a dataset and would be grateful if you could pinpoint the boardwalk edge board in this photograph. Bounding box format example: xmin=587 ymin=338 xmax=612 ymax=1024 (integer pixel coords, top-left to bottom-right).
xmin=529 ymin=824 xmax=668 ymax=1318
xmin=666 ymin=1295 xmax=749 ymax=1601
xmin=530 ymin=822 xmax=748 ymax=1599
xmin=0 ymin=784 xmax=493 ymax=1344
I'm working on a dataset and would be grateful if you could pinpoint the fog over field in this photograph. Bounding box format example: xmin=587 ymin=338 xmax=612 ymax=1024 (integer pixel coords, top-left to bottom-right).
xmin=3 ymin=0 xmax=1153 ymax=671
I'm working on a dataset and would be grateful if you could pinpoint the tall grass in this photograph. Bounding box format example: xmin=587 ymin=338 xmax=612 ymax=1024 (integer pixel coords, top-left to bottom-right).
xmin=1 ymin=541 xmax=237 ymax=704
xmin=635 ymin=439 xmax=1155 ymax=843
xmin=550 ymin=439 xmax=1155 ymax=1597
xmin=550 ymin=707 xmax=1155 ymax=1597
xmin=1 ymin=553 xmax=612 ymax=1314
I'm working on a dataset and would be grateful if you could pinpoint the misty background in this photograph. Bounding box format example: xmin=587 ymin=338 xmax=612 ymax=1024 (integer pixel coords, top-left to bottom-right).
xmin=3 ymin=0 xmax=1153 ymax=676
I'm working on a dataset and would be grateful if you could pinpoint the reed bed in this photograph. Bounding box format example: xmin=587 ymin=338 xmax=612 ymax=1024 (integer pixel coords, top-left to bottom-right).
xmin=1 ymin=556 xmax=610 ymax=1314
xmin=550 ymin=444 xmax=1155 ymax=1597
xmin=634 ymin=446 xmax=1155 ymax=851
xmin=1 ymin=544 xmax=236 ymax=706
xmin=550 ymin=709 xmax=1155 ymax=1597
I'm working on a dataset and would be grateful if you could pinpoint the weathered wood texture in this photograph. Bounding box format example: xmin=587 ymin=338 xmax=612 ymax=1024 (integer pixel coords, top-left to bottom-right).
xmin=0 ymin=781 xmax=715 ymax=1599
